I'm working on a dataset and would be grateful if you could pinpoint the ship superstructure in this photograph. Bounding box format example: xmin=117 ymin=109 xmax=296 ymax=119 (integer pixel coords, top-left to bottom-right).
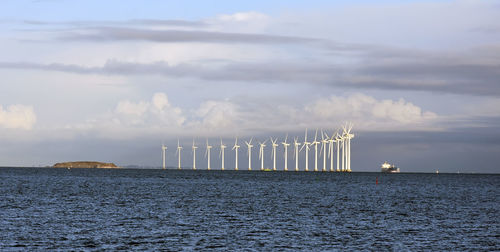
xmin=381 ymin=161 xmax=400 ymax=173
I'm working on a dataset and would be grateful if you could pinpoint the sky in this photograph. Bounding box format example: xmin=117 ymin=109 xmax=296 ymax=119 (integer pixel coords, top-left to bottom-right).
xmin=0 ymin=0 xmax=499 ymax=173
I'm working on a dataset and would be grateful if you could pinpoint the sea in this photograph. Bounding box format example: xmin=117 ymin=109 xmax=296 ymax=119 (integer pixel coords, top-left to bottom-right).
xmin=0 ymin=167 xmax=498 ymax=251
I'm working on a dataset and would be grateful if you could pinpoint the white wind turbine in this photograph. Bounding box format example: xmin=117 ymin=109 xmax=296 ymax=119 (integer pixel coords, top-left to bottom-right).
xmin=220 ymin=139 xmax=226 ymax=170
xmin=192 ymin=139 xmax=198 ymax=170
xmin=299 ymin=129 xmax=311 ymax=171
xmin=270 ymin=137 xmax=279 ymax=171
xmin=282 ymin=134 xmax=290 ymax=171
xmin=311 ymin=129 xmax=320 ymax=172
xmin=205 ymin=139 xmax=212 ymax=170
xmin=245 ymin=138 xmax=253 ymax=170
xmin=335 ymin=132 xmax=342 ymax=172
xmin=233 ymin=137 xmax=240 ymax=170
xmin=293 ymin=137 xmax=301 ymax=172
xmin=327 ymin=131 xmax=336 ymax=172
xmin=176 ymin=139 xmax=182 ymax=170
xmin=161 ymin=143 xmax=167 ymax=170
xmin=341 ymin=130 xmax=346 ymax=172
xmin=320 ymin=129 xmax=328 ymax=172
xmin=344 ymin=123 xmax=355 ymax=172
xmin=258 ymin=140 xmax=267 ymax=171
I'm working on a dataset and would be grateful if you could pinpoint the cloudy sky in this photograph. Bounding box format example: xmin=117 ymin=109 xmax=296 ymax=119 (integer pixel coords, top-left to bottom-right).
xmin=1 ymin=0 xmax=499 ymax=172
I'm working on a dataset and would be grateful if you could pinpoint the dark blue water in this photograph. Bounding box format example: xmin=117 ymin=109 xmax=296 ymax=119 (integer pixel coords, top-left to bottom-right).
xmin=0 ymin=168 xmax=498 ymax=250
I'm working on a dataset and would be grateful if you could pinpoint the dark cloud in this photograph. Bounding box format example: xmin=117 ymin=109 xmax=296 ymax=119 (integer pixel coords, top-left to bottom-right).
xmin=4 ymin=125 xmax=499 ymax=173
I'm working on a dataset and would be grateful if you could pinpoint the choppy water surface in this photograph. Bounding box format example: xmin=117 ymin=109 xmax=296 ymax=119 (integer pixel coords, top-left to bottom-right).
xmin=0 ymin=168 xmax=498 ymax=250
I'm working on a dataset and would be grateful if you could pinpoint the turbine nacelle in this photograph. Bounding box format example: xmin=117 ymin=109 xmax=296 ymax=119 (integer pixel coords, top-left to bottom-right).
xmin=232 ymin=137 xmax=240 ymax=150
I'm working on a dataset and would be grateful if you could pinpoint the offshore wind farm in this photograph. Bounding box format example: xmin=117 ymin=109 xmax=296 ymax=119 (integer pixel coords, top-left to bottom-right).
xmin=161 ymin=124 xmax=355 ymax=172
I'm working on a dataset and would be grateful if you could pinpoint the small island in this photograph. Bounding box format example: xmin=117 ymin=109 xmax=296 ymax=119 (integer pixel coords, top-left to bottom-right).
xmin=53 ymin=161 xmax=119 ymax=169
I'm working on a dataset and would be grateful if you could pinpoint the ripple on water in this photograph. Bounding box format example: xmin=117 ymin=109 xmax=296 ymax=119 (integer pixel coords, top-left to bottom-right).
xmin=0 ymin=168 xmax=499 ymax=250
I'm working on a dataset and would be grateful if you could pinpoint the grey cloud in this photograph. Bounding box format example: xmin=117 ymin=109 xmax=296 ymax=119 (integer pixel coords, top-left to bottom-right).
xmin=59 ymin=27 xmax=319 ymax=44
xmin=1 ymin=45 xmax=499 ymax=96
xmin=5 ymin=123 xmax=500 ymax=173
xmin=470 ymin=25 xmax=500 ymax=34
xmin=19 ymin=19 xmax=206 ymax=28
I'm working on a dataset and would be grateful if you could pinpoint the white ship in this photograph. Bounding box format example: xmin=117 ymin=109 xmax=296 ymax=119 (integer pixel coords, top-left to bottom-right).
xmin=381 ymin=161 xmax=400 ymax=173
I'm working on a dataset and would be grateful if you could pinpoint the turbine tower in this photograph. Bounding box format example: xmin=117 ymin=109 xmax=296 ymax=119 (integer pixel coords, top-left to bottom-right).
xmin=320 ymin=130 xmax=328 ymax=172
xmin=220 ymin=139 xmax=226 ymax=170
xmin=311 ymin=129 xmax=320 ymax=172
xmin=161 ymin=144 xmax=167 ymax=170
xmin=282 ymin=134 xmax=290 ymax=171
xmin=205 ymin=139 xmax=212 ymax=170
xmin=293 ymin=137 xmax=301 ymax=171
xmin=233 ymin=137 xmax=240 ymax=170
xmin=270 ymin=137 xmax=278 ymax=171
xmin=176 ymin=139 xmax=182 ymax=170
xmin=300 ymin=129 xmax=311 ymax=171
xmin=192 ymin=139 xmax=198 ymax=170
xmin=245 ymin=138 xmax=253 ymax=170
xmin=258 ymin=140 xmax=267 ymax=171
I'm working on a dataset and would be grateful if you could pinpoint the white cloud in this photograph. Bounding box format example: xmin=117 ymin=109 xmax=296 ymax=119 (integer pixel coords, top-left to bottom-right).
xmin=216 ymin=11 xmax=269 ymax=22
xmin=212 ymin=11 xmax=271 ymax=34
xmin=371 ymin=98 xmax=437 ymax=123
xmin=195 ymin=100 xmax=239 ymax=130
xmin=115 ymin=100 xmax=148 ymax=116
xmin=0 ymin=104 xmax=36 ymax=130
xmin=114 ymin=92 xmax=185 ymax=127
xmin=306 ymin=93 xmax=437 ymax=128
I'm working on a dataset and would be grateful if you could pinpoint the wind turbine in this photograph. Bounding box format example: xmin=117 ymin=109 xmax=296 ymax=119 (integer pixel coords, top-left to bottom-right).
xmin=245 ymin=138 xmax=253 ymax=170
xmin=345 ymin=123 xmax=355 ymax=172
xmin=282 ymin=134 xmax=290 ymax=171
xmin=341 ymin=129 xmax=345 ymax=172
xmin=176 ymin=139 xmax=182 ymax=170
xmin=320 ymin=129 xmax=328 ymax=172
xmin=192 ymin=139 xmax=198 ymax=170
xmin=293 ymin=137 xmax=301 ymax=171
xmin=270 ymin=137 xmax=278 ymax=171
xmin=161 ymin=144 xmax=167 ymax=170
xmin=328 ymin=131 xmax=336 ymax=172
xmin=205 ymin=139 xmax=212 ymax=170
xmin=220 ymin=139 xmax=226 ymax=170
xmin=299 ymin=129 xmax=310 ymax=171
xmin=311 ymin=129 xmax=320 ymax=172
xmin=258 ymin=140 xmax=267 ymax=171
xmin=335 ymin=132 xmax=342 ymax=172
xmin=233 ymin=137 xmax=240 ymax=170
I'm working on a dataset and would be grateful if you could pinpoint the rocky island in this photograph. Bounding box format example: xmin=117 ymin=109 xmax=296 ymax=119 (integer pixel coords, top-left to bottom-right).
xmin=53 ymin=161 xmax=119 ymax=169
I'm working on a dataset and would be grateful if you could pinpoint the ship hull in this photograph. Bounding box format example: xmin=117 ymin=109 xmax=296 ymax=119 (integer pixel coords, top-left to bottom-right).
xmin=381 ymin=168 xmax=400 ymax=173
